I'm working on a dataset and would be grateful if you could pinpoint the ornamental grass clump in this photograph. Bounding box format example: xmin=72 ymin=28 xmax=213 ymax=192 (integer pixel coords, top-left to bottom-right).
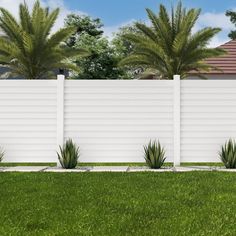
xmin=219 ymin=139 xmax=236 ymax=169
xmin=57 ymin=139 xmax=80 ymax=169
xmin=0 ymin=148 xmax=4 ymax=162
xmin=144 ymin=140 xmax=166 ymax=169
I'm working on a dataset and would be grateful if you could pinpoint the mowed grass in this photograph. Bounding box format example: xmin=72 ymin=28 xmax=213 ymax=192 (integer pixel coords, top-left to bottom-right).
xmin=0 ymin=172 xmax=236 ymax=236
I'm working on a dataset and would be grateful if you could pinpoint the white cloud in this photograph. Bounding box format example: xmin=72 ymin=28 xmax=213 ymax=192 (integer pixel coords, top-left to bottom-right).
xmin=0 ymin=0 xmax=35 ymax=16
xmin=103 ymin=25 xmax=121 ymax=39
xmin=103 ymin=19 xmax=135 ymax=39
xmin=46 ymin=0 xmax=86 ymax=32
xmin=208 ymin=36 xmax=227 ymax=48
xmin=0 ymin=0 xmax=86 ymax=32
xmin=194 ymin=11 xmax=235 ymax=48
xmin=198 ymin=12 xmax=234 ymax=30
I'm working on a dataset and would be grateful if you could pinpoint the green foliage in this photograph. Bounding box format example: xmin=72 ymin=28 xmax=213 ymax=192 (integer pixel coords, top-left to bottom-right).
xmin=112 ymin=23 xmax=140 ymax=58
xmin=112 ymin=23 xmax=143 ymax=79
xmin=65 ymin=14 xmax=103 ymax=47
xmin=219 ymin=139 xmax=236 ymax=169
xmin=71 ymin=34 xmax=127 ymax=79
xmin=144 ymin=140 xmax=166 ymax=169
xmin=226 ymin=10 xmax=236 ymax=40
xmin=57 ymin=139 xmax=80 ymax=169
xmin=0 ymin=148 xmax=4 ymax=162
xmin=120 ymin=2 xmax=225 ymax=79
xmin=65 ymin=14 xmax=133 ymax=80
xmin=0 ymin=1 xmax=88 ymax=79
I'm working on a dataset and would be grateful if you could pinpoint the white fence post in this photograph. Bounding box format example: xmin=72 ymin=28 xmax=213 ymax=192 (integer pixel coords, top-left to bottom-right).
xmin=57 ymin=74 xmax=65 ymax=166
xmin=173 ymin=75 xmax=181 ymax=166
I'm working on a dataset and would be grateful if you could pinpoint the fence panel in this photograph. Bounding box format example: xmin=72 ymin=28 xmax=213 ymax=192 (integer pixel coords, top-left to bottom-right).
xmin=181 ymin=80 xmax=236 ymax=162
xmin=0 ymin=80 xmax=57 ymax=162
xmin=2 ymin=78 xmax=236 ymax=164
xmin=64 ymin=80 xmax=174 ymax=162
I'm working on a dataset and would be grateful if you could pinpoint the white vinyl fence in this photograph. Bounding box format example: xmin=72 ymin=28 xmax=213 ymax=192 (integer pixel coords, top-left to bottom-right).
xmin=0 ymin=75 xmax=235 ymax=164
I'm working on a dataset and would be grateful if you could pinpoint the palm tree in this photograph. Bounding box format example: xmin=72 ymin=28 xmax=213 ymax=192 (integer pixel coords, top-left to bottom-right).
xmin=119 ymin=2 xmax=225 ymax=79
xmin=0 ymin=1 xmax=88 ymax=79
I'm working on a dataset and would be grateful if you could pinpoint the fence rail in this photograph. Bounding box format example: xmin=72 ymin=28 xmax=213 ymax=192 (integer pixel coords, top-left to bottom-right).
xmin=0 ymin=75 xmax=235 ymax=165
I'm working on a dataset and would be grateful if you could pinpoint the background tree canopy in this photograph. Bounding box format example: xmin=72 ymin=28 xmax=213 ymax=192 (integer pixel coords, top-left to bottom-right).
xmin=65 ymin=14 xmax=137 ymax=80
xmin=226 ymin=10 xmax=236 ymax=40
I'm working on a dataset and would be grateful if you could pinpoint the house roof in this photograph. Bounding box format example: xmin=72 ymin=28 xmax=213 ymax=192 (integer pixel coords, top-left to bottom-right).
xmin=191 ymin=40 xmax=236 ymax=75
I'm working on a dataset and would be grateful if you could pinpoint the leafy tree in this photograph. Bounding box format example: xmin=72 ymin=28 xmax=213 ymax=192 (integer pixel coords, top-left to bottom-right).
xmin=0 ymin=1 xmax=88 ymax=79
xmin=226 ymin=10 xmax=236 ymax=40
xmin=112 ymin=23 xmax=145 ymax=79
xmin=112 ymin=24 xmax=138 ymax=57
xmin=65 ymin=14 xmax=103 ymax=47
xmin=72 ymin=34 xmax=126 ymax=80
xmin=119 ymin=2 xmax=225 ymax=79
xmin=65 ymin=14 xmax=132 ymax=80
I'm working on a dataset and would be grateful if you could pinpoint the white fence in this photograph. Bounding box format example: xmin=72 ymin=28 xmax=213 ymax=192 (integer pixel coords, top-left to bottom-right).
xmin=0 ymin=75 xmax=235 ymax=164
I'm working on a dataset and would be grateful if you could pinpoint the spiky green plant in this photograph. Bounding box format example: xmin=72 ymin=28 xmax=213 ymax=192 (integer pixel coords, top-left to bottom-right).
xmin=119 ymin=2 xmax=225 ymax=79
xmin=0 ymin=0 xmax=88 ymax=79
xmin=219 ymin=139 xmax=236 ymax=169
xmin=0 ymin=148 xmax=4 ymax=162
xmin=144 ymin=140 xmax=166 ymax=169
xmin=57 ymin=139 xmax=80 ymax=169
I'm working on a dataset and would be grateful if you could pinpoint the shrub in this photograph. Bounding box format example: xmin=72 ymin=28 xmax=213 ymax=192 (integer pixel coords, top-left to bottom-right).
xmin=0 ymin=148 xmax=3 ymax=162
xmin=219 ymin=139 xmax=236 ymax=169
xmin=57 ymin=139 xmax=80 ymax=169
xmin=144 ymin=140 xmax=166 ymax=169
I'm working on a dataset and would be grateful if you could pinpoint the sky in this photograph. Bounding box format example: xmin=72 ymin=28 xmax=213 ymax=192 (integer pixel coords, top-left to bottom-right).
xmin=0 ymin=0 xmax=236 ymax=47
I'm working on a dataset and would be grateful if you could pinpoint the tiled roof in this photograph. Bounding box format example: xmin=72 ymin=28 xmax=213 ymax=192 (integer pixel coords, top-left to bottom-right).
xmin=191 ymin=40 xmax=236 ymax=74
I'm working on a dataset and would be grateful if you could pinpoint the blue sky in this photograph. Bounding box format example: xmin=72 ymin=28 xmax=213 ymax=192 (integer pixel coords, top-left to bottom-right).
xmin=65 ymin=0 xmax=236 ymax=26
xmin=64 ymin=0 xmax=236 ymax=47
xmin=1 ymin=0 xmax=236 ymax=47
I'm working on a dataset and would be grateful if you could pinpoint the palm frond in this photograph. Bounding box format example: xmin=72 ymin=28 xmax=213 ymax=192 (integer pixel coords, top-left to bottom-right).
xmin=0 ymin=1 xmax=88 ymax=79
xmin=120 ymin=1 xmax=225 ymax=79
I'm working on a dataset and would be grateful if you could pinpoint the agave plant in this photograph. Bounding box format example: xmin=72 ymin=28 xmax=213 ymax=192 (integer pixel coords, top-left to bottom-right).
xmin=0 ymin=1 xmax=89 ymax=79
xmin=57 ymin=139 xmax=80 ymax=169
xmin=219 ymin=139 xmax=236 ymax=169
xmin=119 ymin=2 xmax=225 ymax=79
xmin=0 ymin=148 xmax=4 ymax=162
xmin=144 ymin=140 xmax=166 ymax=169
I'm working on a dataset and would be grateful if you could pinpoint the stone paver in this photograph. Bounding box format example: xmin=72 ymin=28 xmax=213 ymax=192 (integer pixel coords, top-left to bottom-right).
xmin=44 ymin=167 xmax=91 ymax=172
xmin=188 ymin=166 xmax=213 ymax=171
xmin=3 ymin=166 xmax=48 ymax=172
xmin=173 ymin=167 xmax=200 ymax=172
xmin=216 ymin=168 xmax=236 ymax=172
xmin=1 ymin=166 xmax=236 ymax=173
xmin=128 ymin=166 xmax=150 ymax=172
xmin=128 ymin=166 xmax=172 ymax=172
xmin=90 ymin=166 xmax=129 ymax=172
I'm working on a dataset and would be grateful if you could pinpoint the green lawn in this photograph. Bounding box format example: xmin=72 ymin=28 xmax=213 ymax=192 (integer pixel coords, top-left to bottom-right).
xmin=0 ymin=172 xmax=236 ymax=236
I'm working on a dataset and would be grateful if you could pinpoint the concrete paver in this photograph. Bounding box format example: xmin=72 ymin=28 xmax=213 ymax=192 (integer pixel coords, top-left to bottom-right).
xmin=90 ymin=166 xmax=129 ymax=172
xmin=2 ymin=166 xmax=236 ymax=173
xmin=3 ymin=166 xmax=48 ymax=172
